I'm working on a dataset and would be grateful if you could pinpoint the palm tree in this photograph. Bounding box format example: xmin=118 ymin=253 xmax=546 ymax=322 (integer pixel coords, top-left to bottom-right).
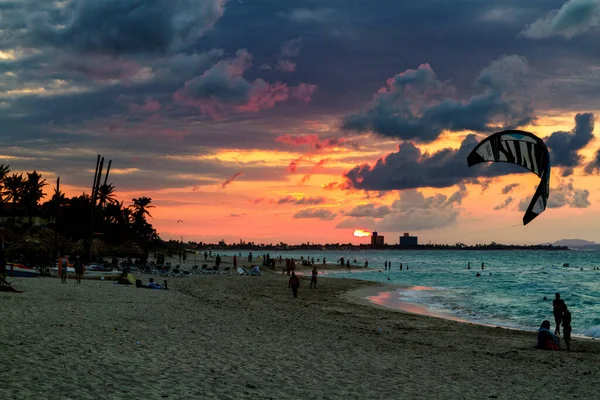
xmin=97 ymin=183 xmax=118 ymax=206
xmin=130 ymin=197 xmax=154 ymax=224
xmin=0 ymin=164 xmax=10 ymax=203
xmin=22 ymin=170 xmax=47 ymax=224
xmin=3 ymin=173 xmax=24 ymax=223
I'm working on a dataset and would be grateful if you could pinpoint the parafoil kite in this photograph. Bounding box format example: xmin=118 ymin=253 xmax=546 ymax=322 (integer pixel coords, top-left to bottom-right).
xmin=467 ymin=130 xmax=551 ymax=225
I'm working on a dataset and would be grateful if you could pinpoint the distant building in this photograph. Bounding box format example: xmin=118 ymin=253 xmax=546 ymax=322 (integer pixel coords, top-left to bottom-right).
xmin=371 ymin=231 xmax=384 ymax=247
xmin=399 ymin=232 xmax=418 ymax=246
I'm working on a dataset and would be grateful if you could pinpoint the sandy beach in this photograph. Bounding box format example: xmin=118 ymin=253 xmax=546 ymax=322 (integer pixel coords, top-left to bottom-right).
xmin=2 ymin=262 xmax=600 ymax=399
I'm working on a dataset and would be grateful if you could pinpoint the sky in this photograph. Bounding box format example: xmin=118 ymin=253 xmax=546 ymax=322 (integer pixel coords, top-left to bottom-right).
xmin=2 ymin=0 xmax=600 ymax=245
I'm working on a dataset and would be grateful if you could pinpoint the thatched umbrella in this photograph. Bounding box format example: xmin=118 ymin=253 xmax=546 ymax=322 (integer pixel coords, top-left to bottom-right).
xmin=70 ymin=238 xmax=108 ymax=257
xmin=117 ymin=240 xmax=145 ymax=257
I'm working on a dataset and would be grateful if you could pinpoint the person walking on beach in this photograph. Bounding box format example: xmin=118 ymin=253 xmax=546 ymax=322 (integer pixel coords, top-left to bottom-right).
xmin=310 ymin=266 xmax=318 ymax=289
xmin=562 ymin=305 xmax=572 ymax=351
xmin=74 ymin=255 xmax=84 ymax=284
xmin=553 ymin=293 xmax=566 ymax=335
xmin=289 ymin=272 xmax=300 ymax=298
xmin=233 ymin=255 xmax=237 ymax=269
xmin=59 ymin=254 xmax=69 ymax=284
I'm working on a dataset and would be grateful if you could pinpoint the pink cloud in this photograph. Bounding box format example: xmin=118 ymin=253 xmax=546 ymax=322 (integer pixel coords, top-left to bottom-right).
xmin=173 ymin=50 xmax=317 ymax=118
xmin=276 ymin=59 xmax=296 ymax=73
xmin=130 ymin=98 xmax=161 ymax=113
xmin=291 ymin=83 xmax=318 ymax=103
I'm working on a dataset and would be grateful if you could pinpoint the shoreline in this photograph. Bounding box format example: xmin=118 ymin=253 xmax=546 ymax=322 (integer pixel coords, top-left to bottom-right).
xmin=343 ymin=281 xmax=598 ymax=340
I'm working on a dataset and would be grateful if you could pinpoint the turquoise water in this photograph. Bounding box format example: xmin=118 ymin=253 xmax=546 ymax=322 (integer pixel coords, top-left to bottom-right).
xmin=220 ymin=249 xmax=600 ymax=337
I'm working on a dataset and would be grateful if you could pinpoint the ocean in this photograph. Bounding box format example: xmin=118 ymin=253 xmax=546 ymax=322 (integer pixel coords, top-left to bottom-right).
xmin=219 ymin=249 xmax=600 ymax=338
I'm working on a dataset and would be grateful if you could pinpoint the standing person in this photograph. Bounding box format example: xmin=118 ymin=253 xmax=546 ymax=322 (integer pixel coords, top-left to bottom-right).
xmin=467 ymin=262 xmax=470 ymax=269
xmin=310 ymin=266 xmax=318 ymax=289
xmin=74 ymin=255 xmax=84 ymax=284
xmin=322 ymin=257 xmax=326 ymax=267
xmin=481 ymin=262 xmax=485 ymax=270
xmin=59 ymin=254 xmax=69 ymax=284
xmin=384 ymin=261 xmax=388 ymax=270
xmin=233 ymin=255 xmax=237 ymax=269
xmin=399 ymin=263 xmax=403 ymax=271
xmin=553 ymin=293 xmax=566 ymax=335
xmin=215 ymin=254 xmax=221 ymax=267
xmin=347 ymin=260 xmax=351 ymax=272
xmin=289 ymin=272 xmax=300 ymax=298
xmin=562 ymin=306 xmax=572 ymax=351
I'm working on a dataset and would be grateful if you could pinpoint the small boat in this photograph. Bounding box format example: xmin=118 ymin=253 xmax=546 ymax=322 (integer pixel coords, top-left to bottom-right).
xmin=50 ymin=267 xmax=122 ymax=281
xmin=5 ymin=263 xmax=40 ymax=278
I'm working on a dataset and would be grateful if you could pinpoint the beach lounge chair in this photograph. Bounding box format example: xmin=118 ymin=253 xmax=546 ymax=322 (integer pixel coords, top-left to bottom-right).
xmin=220 ymin=267 xmax=231 ymax=275
xmin=237 ymin=267 xmax=247 ymax=275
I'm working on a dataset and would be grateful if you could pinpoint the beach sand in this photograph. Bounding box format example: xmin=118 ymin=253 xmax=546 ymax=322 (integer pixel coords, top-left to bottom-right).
xmin=1 ymin=268 xmax=599 ymax=399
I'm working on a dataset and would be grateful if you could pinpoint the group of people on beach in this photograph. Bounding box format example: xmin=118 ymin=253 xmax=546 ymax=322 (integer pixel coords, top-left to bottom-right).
xmin=536 ymin=292 xmax=572 ymax=351
xmin=57 ymin=254 xmax=85 ymax=284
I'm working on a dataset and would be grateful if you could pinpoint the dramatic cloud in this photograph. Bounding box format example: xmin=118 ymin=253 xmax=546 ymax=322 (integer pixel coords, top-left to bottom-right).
xmin=494 ymin=197 xmax=514 ymax=210
xmin=344 ymin=135 xmax=525 ymax=191
xmin=28 ymin=0 xmax=228 ymax=54
xmin=502 ymin=183 xmax=520 ymax=194
xmin=277 ymin=196 xmax=325 ymax=205
xmin=294 ymin=208 xmax=337 ymax=220
xmin=345 ymin=204 xmax=391 ymax=218
xmin=521 ymin=0 xmax=600 ymax=39
xmin=584 ymin=149 xmax=600 ymax=174
xmin=545 ymin=113 xmax=595 ymax=176
xmin=518 ymin=180 xmax=591 ymax=210
xmin=341 ymin=55 xmax=533 ymax=143
xmin=337 ymin=185 xmax=467 ymax=232
xmin=174 ymin=50 xmax=317 ymax=117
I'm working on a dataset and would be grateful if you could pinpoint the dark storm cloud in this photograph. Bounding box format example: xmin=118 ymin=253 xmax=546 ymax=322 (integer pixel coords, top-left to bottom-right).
xmin=344 ymin=135 xmax=527 ymax=191
xmin=545 ymin=113 xmax=595 ymax=176
xmin=521 ymin=0 xmax=600 ymax=39
xmin=340 ymin=55 xmax=534 ymax=143
xmin=28 ymin=0 xmax=227 ymax=54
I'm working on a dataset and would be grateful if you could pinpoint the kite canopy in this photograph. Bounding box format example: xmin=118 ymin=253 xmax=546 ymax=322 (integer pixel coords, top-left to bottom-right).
xmin=467 ymin=130 xmax=551 ymax=225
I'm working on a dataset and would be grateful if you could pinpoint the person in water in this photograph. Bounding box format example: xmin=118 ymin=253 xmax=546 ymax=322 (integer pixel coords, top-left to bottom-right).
xmin=553 ymin=292 xmax=566 ymax=335
xmin=310 ymin=266 xmax=318 ymax=289
xmin=535 ymin=320 xmax=561 ymax=350
xmin=289 ymin=272 xmax=300 ymax=298
xmin=562 ymin=306 xmax=572 ymax=351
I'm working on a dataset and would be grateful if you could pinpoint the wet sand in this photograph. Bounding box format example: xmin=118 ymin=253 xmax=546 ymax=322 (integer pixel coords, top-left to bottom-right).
xmin=1 ymin=267 xmax=599 ymax=399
